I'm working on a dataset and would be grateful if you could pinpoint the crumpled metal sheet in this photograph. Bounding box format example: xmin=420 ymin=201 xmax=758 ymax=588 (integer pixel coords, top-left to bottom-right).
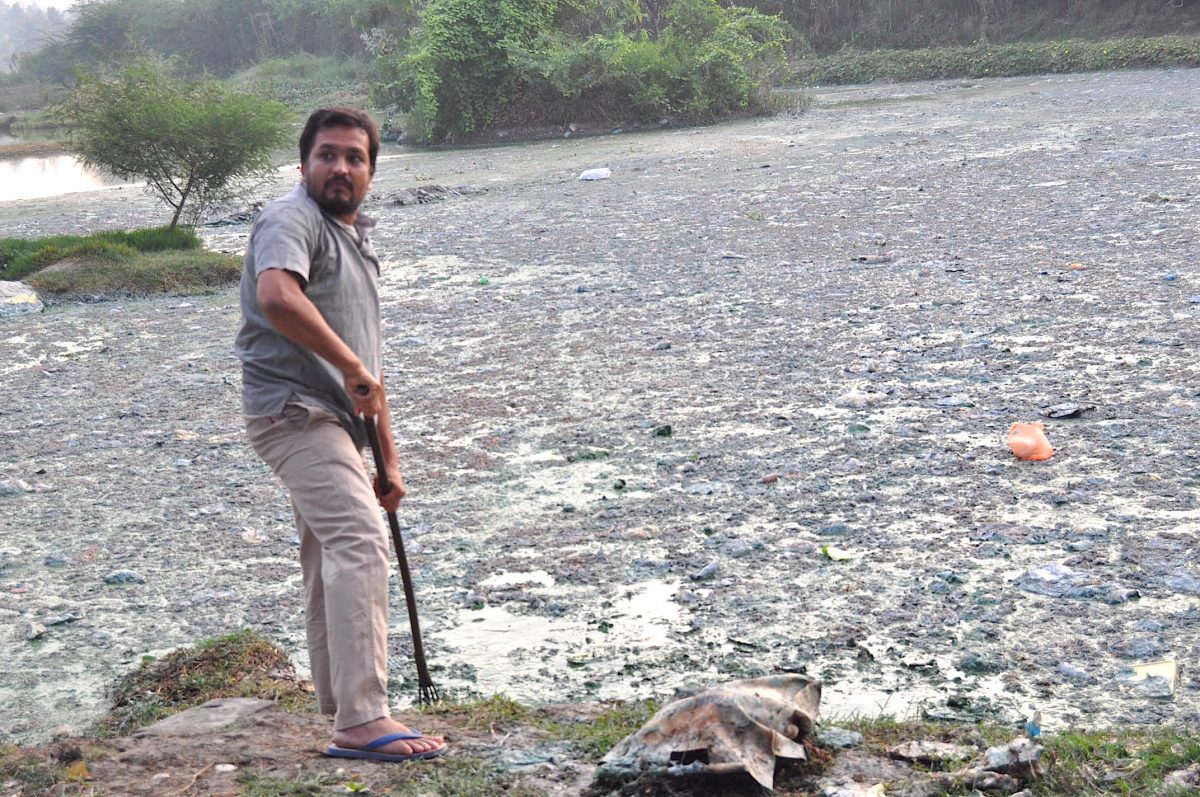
xmin=599 ymin=675 xmax=822 ymax=790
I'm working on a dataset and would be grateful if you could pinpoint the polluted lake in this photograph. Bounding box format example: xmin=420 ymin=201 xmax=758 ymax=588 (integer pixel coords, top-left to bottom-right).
xmin=2 ymin=67 xmax=1200 ymax=747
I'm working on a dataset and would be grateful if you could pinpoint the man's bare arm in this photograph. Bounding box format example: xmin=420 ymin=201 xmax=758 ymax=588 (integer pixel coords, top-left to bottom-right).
xmin=257 ymin=268 xmax=384 ymax=418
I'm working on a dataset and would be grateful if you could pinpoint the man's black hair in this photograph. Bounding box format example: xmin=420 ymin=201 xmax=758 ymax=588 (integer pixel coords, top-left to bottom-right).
xmin=299 ymin=107 xmax=380 ymax=174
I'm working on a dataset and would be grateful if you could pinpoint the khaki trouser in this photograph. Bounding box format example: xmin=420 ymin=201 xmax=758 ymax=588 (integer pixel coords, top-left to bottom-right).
xmin=246 ymin=403 xmax=390 ymax=731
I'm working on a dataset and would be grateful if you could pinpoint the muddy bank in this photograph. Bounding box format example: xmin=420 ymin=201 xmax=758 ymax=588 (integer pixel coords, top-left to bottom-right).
xmin=2 ymin=68 xmax=1200 ymax=746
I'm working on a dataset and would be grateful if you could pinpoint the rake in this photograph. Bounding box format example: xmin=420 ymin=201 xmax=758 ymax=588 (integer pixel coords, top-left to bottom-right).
xmin=362 ymin=414 xmax=440 ymax=705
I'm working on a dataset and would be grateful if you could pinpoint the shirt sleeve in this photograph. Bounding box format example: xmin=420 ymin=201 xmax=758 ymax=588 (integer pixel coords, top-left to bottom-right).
xmin=250 ymin=200 xmax=318 ymax=286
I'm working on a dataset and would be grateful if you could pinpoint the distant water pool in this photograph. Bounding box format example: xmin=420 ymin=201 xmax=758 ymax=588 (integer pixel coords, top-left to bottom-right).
xmin=0 ymin=153 xmax=137 ymax=202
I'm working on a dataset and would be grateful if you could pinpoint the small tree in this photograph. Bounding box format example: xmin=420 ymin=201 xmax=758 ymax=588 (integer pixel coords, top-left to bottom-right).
xmin=64 ymin=56 xmax=290 ymax=228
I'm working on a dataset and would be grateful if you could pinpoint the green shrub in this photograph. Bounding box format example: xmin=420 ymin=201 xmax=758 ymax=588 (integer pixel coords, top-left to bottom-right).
xmin=373 ymin=0 xmax=792 ymax=143
xmin=373 ymin=0 xmax=560 ymax=142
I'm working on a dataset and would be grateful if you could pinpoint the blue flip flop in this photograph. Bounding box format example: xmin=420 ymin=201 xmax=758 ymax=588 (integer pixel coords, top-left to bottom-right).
xmin=326 ymin=731 xmax=447 ymax=762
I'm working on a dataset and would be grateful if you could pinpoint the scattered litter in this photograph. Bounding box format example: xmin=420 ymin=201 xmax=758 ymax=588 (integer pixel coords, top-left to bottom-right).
xmin=1128 ymin=659 xmax=1177 ymax=696
xmin=821 ymin=544 xmax=856 ymax=562
xmin=598 ymin=674 xmax=821 ymax=790
xmin=202 ymin=202 xmax=263 ymax=226
xmin=1041 ymin=403 xmax=1094 ymax=419
xmin=1008 ymin=422 xmax=1054 ymax=460
xmin=383 ymin=184 xmax=478 ymax=205
xmin=937 ymin=394 xmax=974 ymax=408
xmin=0 ymin=280 xmax=44 ymax=316
xmin=578 ymin=168 xmax=611 ymax=181
xmin=888 ymin=740 xmax=975 ymax=764
xmin=104 ymin=570 xmax=145 ymax=585
xmin=1024 ymin=708 xmax=1041 ymax=739
xmin=1015 ymin=563 xmax=1138 ymax=603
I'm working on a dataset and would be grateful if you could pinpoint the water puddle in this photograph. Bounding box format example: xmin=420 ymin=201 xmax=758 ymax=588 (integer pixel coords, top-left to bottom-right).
xmin=433 ymin=578 xmax=681 ymax=702
xmin=0 ymin=155 xmax=137 ymax=202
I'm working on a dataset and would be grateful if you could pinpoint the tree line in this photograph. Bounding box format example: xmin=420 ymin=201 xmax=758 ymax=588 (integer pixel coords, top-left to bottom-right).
xmin=0 ymin=2 xmax=69 ymax=73
xmin=17 ymin=0 xmax=419 ymax=82
xmin=15 ymin=0 xmax=1200 ymax=84
xmin=758 ymin=0 xmax=1200 ymax=53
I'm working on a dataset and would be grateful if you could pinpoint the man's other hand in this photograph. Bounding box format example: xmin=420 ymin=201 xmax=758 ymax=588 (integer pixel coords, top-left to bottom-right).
xmin=374 ymin=467 xmax=406 ymax=512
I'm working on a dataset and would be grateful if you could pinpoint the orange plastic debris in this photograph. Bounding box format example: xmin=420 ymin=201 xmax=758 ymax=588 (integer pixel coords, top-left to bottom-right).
xmin=1009 ymin=422 xmax=1054 ymax=461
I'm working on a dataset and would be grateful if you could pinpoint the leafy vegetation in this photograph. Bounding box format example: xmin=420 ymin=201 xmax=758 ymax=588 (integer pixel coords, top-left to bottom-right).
xmin=796 ymin=34 xmax=1200 ymax=86
xmin=93 ymin=629 xmax=315 ymax=737
xmin=372 ymin=0 xmax=793 ymax=143
xmin=62 ymin=55 xmax=289 ymax=228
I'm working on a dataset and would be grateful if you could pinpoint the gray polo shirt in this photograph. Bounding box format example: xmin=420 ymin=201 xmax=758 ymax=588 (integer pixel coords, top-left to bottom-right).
xmin=235 ymin=183 xmax=381 ymax=447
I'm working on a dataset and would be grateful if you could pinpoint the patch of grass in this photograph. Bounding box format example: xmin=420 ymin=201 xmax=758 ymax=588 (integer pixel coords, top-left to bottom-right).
xmin=0 ymin=139 xmax=68 ymax=159
xmin=383 ymin=754 xmax=548 ymax=797
xmin=825 ymin=717 xmax=1200 ymax=796
xmin=538 ymin=699 xmax=659 ymax=760
xmin=237 ymin=770 xmax=345 ymax=796
xmin=0 ymin=745 xmax=66 ymax=794
xmin=93 ymin=629 xmax=315 ymax=738
xmin=838 ymin=715 xmax=1013 ymax=751
xmin=794 ymin=34 xmax=1200 ymax=86
xmin=28 ymin=247 xmax=241 ymax=298
xmin=1 ymin=225 xmax=201 ymax=277
xmin=1037 ymin=728 xmax=1200 ymax=796
xmin=0 ymin=226 xmax=239 ymax=299
xmin=418 ymin=694 xmax=533 ymax=731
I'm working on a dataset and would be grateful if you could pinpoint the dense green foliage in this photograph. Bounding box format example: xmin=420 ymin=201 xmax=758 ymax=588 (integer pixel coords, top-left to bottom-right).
xmin=62 ymin=56 xmax=290 ymax=228
xmin=373 ymin=0 xmax=792 ymax=143
xmin=797 ymin=34 xmax=1200 ymax=86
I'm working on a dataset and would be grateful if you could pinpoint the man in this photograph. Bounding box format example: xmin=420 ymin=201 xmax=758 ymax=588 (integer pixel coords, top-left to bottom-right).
xmin=235 ymin=107 xmax=445 ymax=762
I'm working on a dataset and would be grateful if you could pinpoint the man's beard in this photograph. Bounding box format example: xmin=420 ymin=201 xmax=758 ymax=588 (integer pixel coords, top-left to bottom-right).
xmin=309 ymin=178 xmax=360 ymax=216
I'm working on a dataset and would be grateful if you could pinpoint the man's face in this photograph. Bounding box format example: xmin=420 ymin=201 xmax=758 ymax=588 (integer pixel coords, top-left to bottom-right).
xmin=301 ymin=125 xmax=372 ymax=221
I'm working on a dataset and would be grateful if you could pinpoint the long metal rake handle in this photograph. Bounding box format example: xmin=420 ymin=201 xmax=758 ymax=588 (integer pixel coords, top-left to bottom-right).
xmin=362 ymin=413 xmax=440 ymax=704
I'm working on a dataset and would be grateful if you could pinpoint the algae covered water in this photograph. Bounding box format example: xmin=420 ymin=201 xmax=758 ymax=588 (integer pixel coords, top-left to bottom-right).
xmin=2 ymin=68 xmax=1199 ymax=743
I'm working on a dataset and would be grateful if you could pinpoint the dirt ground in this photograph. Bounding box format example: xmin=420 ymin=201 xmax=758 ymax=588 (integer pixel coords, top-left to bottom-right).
xmin=2 ymin=66 xmax=1200 ymax=789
